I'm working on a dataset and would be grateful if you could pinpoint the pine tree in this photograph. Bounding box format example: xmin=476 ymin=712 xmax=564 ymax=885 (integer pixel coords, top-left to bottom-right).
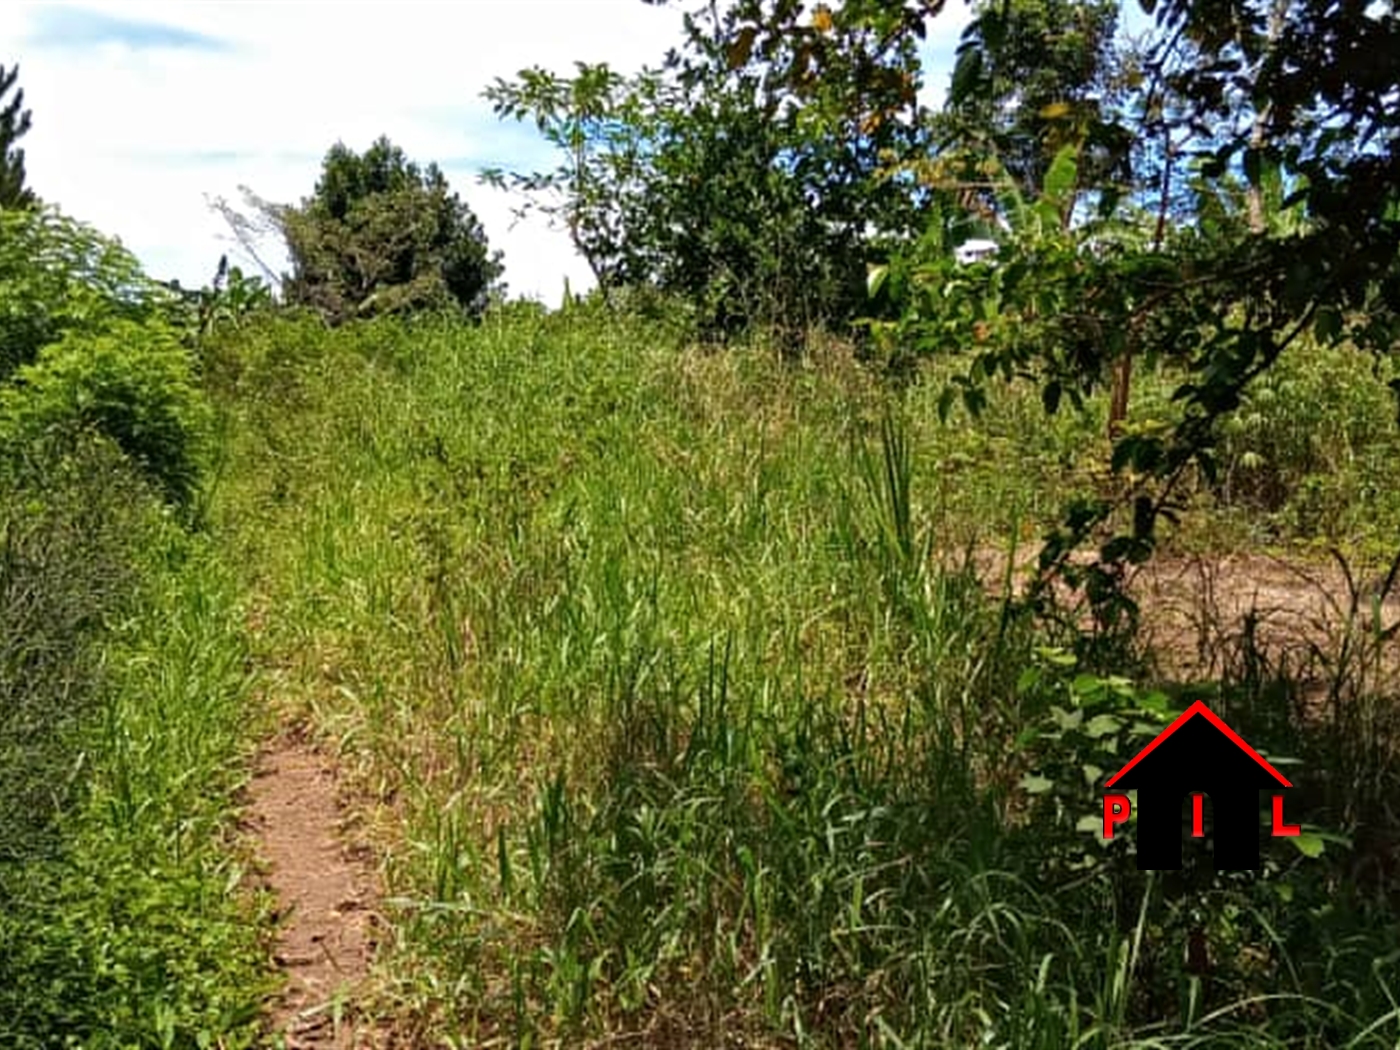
xmin=1 ymin=63 xmax=35 ymax=209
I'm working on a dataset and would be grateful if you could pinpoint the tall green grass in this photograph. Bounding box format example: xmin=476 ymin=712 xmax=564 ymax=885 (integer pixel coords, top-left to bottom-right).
xmin=209 ymin=306 xmax=1400 ymax=1047
xmin=0 ymin=444 xmax=272 ymax=1047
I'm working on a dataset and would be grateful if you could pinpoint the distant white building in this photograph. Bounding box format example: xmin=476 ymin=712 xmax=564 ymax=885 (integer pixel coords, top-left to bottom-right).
xmin=954 ymin=239 xmax=999 ymax=265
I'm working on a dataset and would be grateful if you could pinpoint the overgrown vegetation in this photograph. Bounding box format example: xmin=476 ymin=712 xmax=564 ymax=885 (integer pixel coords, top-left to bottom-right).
xmin=206 ymin=308 xmax=1400 ymax=1046
xmin=0 ymin=515 xmax=273 ymax=1048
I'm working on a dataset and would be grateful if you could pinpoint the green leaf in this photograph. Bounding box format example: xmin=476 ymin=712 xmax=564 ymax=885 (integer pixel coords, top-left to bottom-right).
xmin=1036 ymin=646 xmax=1077 ymax=668
xmin=1034 ymin=200 xmax=1062 ymax=229
xmin=1085 ymin=714 xmax=1120 ymax=739
xmin=1314 ymin=306 xmax=1343 ymax=343
xmin=1076 ymin=814 xmax=1102 ymax=834
xmin=1071 ymin=673 xmax=1102 ymax=700
xmin=949 ymin=49 xmax=983 ymax=106
xmin=1021 ymin=774 xmax=1054 ymax=794
xmin=1290 ymin=832 xmax=1325 ymax=858
xmin=1137 ymin=690 xmax=1170 ymax=714
xmin=867 ymin=264 xmax=889 ymax=299
xmin=936 ymin=385 xmax=957 ymax=423
xmin=1042 ymin=145 xmax=1079 ymax=210
xmin=962 ymin=384 xmax=987 ymax=417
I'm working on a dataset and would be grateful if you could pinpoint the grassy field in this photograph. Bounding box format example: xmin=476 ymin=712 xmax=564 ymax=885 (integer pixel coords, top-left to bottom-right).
xmin=188 ymin=305 xmax=1400 ymax=1047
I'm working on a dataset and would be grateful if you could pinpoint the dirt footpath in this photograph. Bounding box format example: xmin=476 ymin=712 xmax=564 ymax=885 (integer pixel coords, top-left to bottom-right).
xmin=246 ymin=732 xmax=382 ymax=1048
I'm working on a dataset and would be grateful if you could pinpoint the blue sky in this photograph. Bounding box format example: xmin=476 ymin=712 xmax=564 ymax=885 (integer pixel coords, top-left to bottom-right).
xmin=1 ymin=2 xmax=972 ymax=302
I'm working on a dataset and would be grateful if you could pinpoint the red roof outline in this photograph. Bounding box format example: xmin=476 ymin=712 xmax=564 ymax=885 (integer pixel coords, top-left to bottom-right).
xmin=1105 ymin=700 xmax=1292 ymax=788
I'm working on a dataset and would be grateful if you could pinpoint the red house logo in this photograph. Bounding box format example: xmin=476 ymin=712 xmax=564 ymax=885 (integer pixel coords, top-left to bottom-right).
xmin=1102 ymin=701 xmax=1299 ymax=870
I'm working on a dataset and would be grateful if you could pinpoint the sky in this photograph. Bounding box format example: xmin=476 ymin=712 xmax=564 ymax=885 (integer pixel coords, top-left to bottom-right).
xmin=1 ymin=2 xmax=973 ymax=303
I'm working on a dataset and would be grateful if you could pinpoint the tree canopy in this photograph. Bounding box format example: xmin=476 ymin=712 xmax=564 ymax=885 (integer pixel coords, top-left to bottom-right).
xmin=0 ymin=208 xmax=159 ymax=381
xmin=277 ymin=137 xmax=503 ymax=324
xmin=484 ymin=1 xmax=935 ymax=342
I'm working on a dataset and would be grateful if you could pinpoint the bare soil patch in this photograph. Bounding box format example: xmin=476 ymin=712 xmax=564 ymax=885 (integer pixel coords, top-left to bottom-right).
xmin=1133 ymin=551 xmax=1400 ymax=679
xmin=246 ymin=729 xmax=382 ymax=1048
xmin=969 ymin=543 xmax=1400 ymax=683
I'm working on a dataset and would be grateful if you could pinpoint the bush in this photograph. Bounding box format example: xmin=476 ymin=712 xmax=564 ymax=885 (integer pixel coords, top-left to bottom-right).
xmin=0 ymin=207 xmax=163 ymax=382
xmin=0 ymin=435 xmax=158 ymax=864
xmin=1215 ymin=338 xmax=1400 ymax=538
xmin=0 ymin=504 xmax=272 ymax=1048
xmin=0 ymin=320 xmax=213 ymax=512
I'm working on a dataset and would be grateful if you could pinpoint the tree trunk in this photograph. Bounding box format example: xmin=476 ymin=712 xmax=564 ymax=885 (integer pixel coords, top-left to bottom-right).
xmin=1109 ymin=127 xmax=1175 ymax=439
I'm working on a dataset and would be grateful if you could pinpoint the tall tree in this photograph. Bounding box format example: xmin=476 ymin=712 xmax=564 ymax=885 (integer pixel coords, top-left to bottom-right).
xmin=274 ymin=137 xmax=503 ymax=324
xmin=940 ymin=0 xmax=1129 ymax=211
xmin=0 ymin=63 xmax=35 ymax=209
xmin=658 ymin=0 xmax=935 ymax=339
xmin=884 ymin=0 xmax=1400 ymax=602
xmin=486 ymin=1 xmax=937 ymax=341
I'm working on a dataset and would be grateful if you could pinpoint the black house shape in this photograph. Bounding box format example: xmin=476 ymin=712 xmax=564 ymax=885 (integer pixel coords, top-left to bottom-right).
xmin=1106 ymin=701 xmax=1291 ymax=870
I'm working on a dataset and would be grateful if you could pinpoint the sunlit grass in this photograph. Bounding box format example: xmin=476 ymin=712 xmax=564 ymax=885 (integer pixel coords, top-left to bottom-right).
xmin=207 ymin=305 xmax=1400 ymax=1048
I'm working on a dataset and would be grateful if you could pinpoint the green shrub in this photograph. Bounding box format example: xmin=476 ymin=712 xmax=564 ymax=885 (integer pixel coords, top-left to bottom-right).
xmin=0 ymin=435 xmax=158 ymax=864
xmin=0 ymin=524 xmax=273 ymax=1049
xmin=0 ymin=207 xmax=164 ymax=382
xmin=1215 ymin=339 xmax=1400 ymax=537
xmin=1 ymin=320 xmax=213 ymax=512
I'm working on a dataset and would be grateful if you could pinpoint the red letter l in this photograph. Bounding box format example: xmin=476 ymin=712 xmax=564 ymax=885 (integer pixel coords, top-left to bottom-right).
xmin=1272 ymin=794 xmax=1300 ymax=837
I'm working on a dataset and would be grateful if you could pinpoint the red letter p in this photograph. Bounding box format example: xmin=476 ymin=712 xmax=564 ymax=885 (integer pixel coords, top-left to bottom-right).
xmin=1103 ymin=794 xmax=1132 ymax=839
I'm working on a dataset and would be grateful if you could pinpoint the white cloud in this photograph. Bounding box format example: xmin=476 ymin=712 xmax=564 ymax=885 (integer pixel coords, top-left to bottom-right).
xmin=1 ymin=1 xmax=970 ymax=302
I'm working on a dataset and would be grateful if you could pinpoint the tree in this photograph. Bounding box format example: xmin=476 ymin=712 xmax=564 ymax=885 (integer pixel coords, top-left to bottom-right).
xmin=941 ymin=0 xmax=1128 ymax=204
xmin=276 ymin=137 xmax=503 ymax=324
xmin=482 ymin=63 xmax=660 ymax=300
xmin=651 ymin=0 xmax=935 ymax=342
xmin=0 ymin=207 xmax=156 ymax=381
xmin=641 ymin=88 xmax=841 ymax=340
xmin=0 ymin=63 xmax=35 ymax=209
xmin=486 ymin=1 xmax=937 ymax=342
xmin=721 ymin=0 xmax=1395 ymax=621
xmin=881 ymin=0 xmax=1400 ymax=612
